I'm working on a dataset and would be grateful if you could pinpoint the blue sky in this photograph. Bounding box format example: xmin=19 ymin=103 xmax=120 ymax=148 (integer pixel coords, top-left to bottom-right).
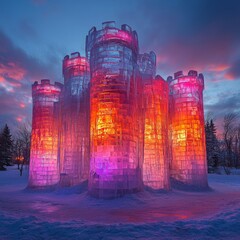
xmin=0 ymin=0 xmax=240 ymax=135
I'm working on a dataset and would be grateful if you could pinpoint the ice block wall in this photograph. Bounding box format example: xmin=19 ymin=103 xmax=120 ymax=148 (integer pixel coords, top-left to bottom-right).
xmin=86 ymin=21 xmax=143 ymax=198
xmin=138 ymin=51 xmax=156 ymax=82
xmin=143 ymin=75 xmax=170 ymax=190
xmin=60 ymin=52 xmax=90 ymax=186
xmin=168 ymin=70 xmax=208 ymax=188
xmin=29 ymin=79 xmax=62 ymax=187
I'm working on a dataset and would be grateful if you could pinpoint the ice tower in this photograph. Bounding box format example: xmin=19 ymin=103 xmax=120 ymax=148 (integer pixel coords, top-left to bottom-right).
xmin=138 ymin=52 xmax=170 ymax=190
xmin=29 ymin=79 xmax=62 ymax=187
xmin=60 ymin=52 xmax=90 ymax=186
xmin=143 ymin=75 xmax=170 ymax=190
xmin=138 ymin=51 xmax=156 ymax=82
xmin=168 ymin=70 xmax=208 ymax=188
xmin=86 ymin=21 xmax=143 ymax=198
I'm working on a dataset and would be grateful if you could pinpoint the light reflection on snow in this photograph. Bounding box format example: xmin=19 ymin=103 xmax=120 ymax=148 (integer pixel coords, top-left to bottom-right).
xmin=1 ymin=166 xmax=240 ymax=226
xmin=108 ymin=209 xmax=190 ymax=223
xmin=30 ymin=201 xmax=61 ymax=214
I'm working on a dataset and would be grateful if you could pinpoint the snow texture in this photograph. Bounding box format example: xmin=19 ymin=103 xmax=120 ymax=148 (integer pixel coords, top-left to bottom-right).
xmin=0 ymin=166 xmax=240 ymax=239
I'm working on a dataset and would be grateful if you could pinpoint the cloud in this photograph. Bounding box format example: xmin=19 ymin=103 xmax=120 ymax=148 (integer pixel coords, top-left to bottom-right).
xmin=205 ymin=92 xmax=240 ymax=116
xmin=118 ymin=0 xmax=240 ymax=76
xmin=0 ymin=30 xmax=58 ymax=130
xmin=204 ymin=91 xmax=240 ymax=136
xmin=1 ymin=0 xmax=240 ymax=136
xmin=0 ymin=30 xmax=56 ymax=81
xmin=225 ymin=58 xmax=240 ymax=80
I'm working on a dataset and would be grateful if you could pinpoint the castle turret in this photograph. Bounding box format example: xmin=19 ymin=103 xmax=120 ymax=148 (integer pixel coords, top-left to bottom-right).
xmin=86 ymin=21 xmax=143 ymax=198
xmin=168 ymin=70 xmax=208 ymax=189
xmin=29 ymin=79 xmax=62 ymax=188
xmin=60 ymin=52 xmax=90 ymax=186
xmin=143 ymin=75 xmax=170 ymax=190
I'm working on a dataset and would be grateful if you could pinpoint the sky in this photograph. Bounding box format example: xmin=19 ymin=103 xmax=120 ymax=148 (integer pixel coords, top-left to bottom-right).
xmin=0 ymin=0 xmax=240 ymax=136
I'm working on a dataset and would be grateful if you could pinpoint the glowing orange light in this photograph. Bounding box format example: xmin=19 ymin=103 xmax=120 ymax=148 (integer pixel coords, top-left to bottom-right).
xmin=87 ymin=22 xmax=143 ymax=198
xmin=29 ymin=79 xmax=62 ymax=188
xmin=16 ymin=156 xmax=24 ymax=161
xmin=28 ymin=22 xmax=209 ymax=194
xmin=143 ymin=76 xmax=170 ymax=190
xmin=168 ymin=70 xmax=208 ymax=188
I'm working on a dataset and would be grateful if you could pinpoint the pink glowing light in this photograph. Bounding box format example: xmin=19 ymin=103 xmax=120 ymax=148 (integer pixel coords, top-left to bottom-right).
xmin=29 ymin=22 xmax=208 ymax=196
xmin=87 ymin=23 xmax=143 ymax=198
xmin=16 ymin=116 xmax=23 ymax=122
xmin=29 ymin=79 xmax=62 ymax=188
xmin=143 ymin=76 xmax=170 ymax=190
xmin=59 ymin=52 xmax=90 ymax=186
xmin=168 ymin=70 xmax=208 ymax=188
xmin=19 ymin=103 xmax=25 ymax=108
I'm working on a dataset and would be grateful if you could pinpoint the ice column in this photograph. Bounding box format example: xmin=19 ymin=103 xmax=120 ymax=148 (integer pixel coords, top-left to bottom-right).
xmin=86 ymin=21 xmax=143 ymax=198
xmin=29 ymin=79 xmax=62 ymax=187
xmin=143 ymin=75 xmax=170 ymax=190
xmin=168 ymin=70 xmax=208 ymax=188
xmin=60 ymin=52 xmax=90 ymax=186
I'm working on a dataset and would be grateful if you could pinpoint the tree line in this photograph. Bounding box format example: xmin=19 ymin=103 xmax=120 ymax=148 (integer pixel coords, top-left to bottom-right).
xmin=0 ymin=113 xmax=239 ymax=173
xmin=205 ymin=113 xmax=240 ymax=173
xmin=0 ymin=123 xmax=31 ymax=174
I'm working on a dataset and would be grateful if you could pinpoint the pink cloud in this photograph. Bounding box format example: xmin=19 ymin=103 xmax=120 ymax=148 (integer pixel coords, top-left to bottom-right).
xmin=207 ymin=64 xmax=230 ymax=72
xmin=0 ymin=62 xmax=27 ymax=92
xmin=19 ymin=103 xmax=26 ymax=108
xmin=224 ymin=72 xmax=235 ymax=81
xmin=0 ymin=62 xmax=26 ymax=81
xmin=16 ymin=116 xmax=23 ymax=123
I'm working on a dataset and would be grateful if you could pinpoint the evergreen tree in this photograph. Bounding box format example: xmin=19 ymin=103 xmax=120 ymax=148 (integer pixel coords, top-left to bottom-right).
xmin=205 ymin=119 xmax=220 ymax=170
xmin=0 ymin=124 xmax=13 ymax=170
xmin=209 ymin=120 xmax=220 ymax=167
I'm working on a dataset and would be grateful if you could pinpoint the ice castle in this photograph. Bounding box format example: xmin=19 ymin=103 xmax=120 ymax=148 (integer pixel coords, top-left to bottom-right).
xmin=29 ymin=21 xmax=208 ymax=198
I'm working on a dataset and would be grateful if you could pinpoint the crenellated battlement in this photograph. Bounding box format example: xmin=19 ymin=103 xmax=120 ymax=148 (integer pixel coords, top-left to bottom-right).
xmin=63 ymin=52 xmax=89 ymax=84
xmin=167 ymin=70 xmax=204 ymax=89
xmin=32 ymin=79 xmax=62 ymax=98
xmin=85 ymin=21 xmax=139 ymax=59
xmin=62 ymin=52 xmax=89 ymax=71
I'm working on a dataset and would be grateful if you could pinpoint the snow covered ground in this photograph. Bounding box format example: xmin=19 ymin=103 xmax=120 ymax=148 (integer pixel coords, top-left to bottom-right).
xmin=0 ymin=166 xmax=240 ymax=239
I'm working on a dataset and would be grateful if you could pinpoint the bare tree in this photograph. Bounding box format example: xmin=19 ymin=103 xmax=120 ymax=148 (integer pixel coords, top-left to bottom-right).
xmin=223 ymin=113 xmax=238 ymax=168
xmin=13 ymin=123 xmax=31 ymax=175
xmin=13 ymin=138 xmax=24 ymax=169
xmin=234 ymin=124 xmax=240 ymax=168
